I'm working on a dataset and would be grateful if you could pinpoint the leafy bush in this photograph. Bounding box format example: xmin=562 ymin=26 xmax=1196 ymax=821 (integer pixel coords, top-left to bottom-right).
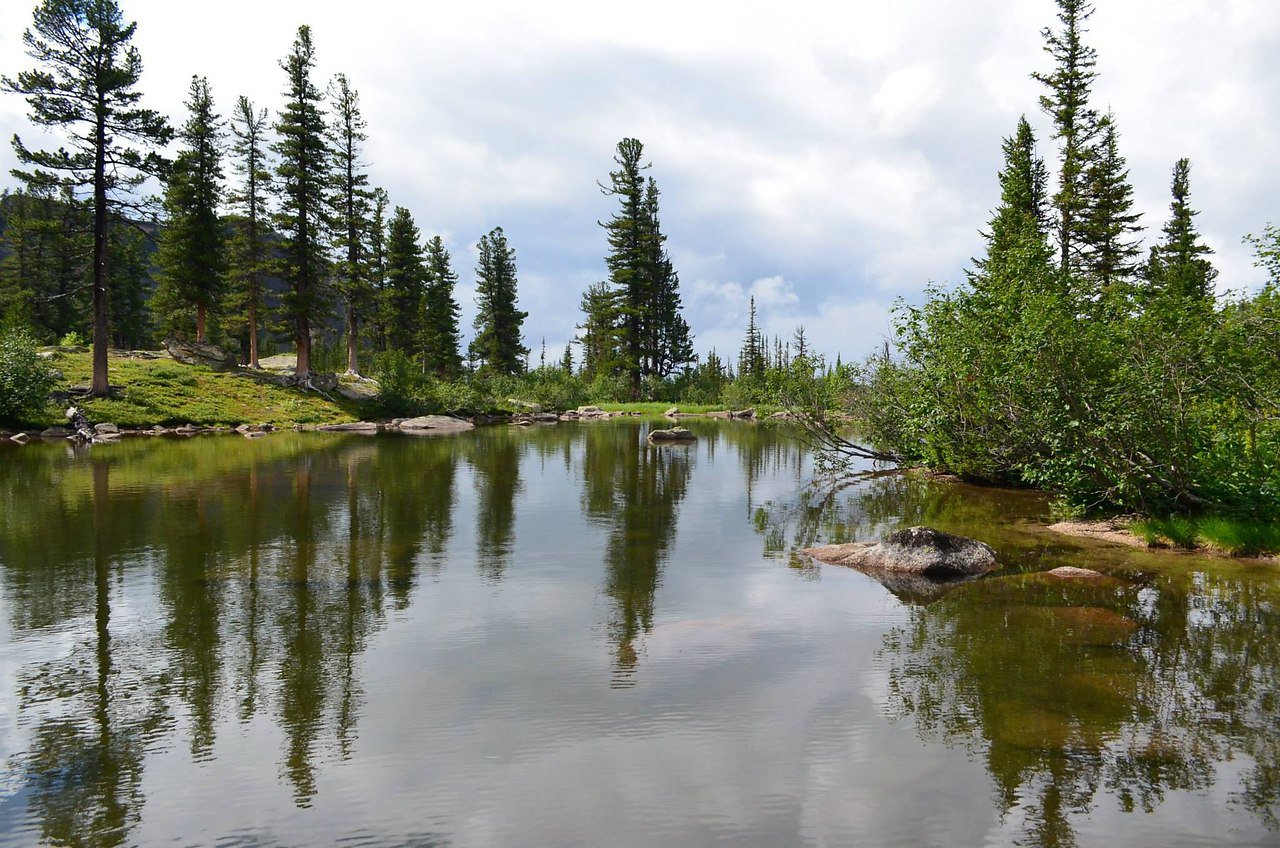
xmin=59 ymin=330 xmax=86 ymax=348
xmin=587 ymin=372 xmax=631 ymax=404
xmin=372 ymin=350 xmax=428 ymax=417
xmin=0 ymin=330 xmax=58 ymax=424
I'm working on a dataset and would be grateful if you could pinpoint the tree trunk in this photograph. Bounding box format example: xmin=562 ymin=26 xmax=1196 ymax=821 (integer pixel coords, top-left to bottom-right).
xmin=90 ymin=100 xmax=110 ymax=398
xmin=345 ymin=303 xmax=359 ymax=375
xmin=248 ymin=297 xmax=259 ymax=369
xmin=296 ymin=315 xmax=311 ymax=376
xmin=196 ymin=302 xmax=207 ymax=344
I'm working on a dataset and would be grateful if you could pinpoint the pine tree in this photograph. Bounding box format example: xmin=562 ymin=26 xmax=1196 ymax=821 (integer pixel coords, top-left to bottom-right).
xmin=382 ymin=206 xmax=426 ymax=354
xmin=154 ymin=75 xmax=225 ymax=343
xmin=419 ymin=235 xmax=463 ymax=377
xmin=470 ymin=227 xmax=527 ymax=376
xmin=642 ymin=177 xmax=694 ymax=378
xmin=3 ymin=0 xmax=173 ymax=395
xmin=1080 ymin=113 xmax=1142 ymax=301
xmin=972 ymin=116 xmax=1055 ymax=298
xmin=328 ymin=73 xmax=373 ymax=375
xmin=272 ymin=24 xmax=331 ymax=377
xmin=366 ymin=188 xmax=389 ymax=350
xmin=1032 ymin=0 xmax=1099 ymax=276
xmin=577 ymin=280 xmax=624 ymax=381
xmin=226 ymin=96 xmax=271 ymax=368
xmin=596 ymin=138 xmax=693 ymax=397
xmin=1146 ymin=158 xmax=1216 ymax=303
xmin=560 ymin=344 xmax=573 ymax=373
xmin=739 ymin=297 xmax=766 ymax=380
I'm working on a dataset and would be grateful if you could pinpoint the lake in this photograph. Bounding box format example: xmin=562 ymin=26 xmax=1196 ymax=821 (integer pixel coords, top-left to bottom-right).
xmin=0 ymin=420 xmax=1276 ymax=847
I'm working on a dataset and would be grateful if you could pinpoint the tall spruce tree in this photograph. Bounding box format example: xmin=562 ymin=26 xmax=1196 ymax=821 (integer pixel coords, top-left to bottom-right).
xmin=272 ymin=24 xmax=331 ymax=377
xmin=328 ymin=73 xmax=373 ymax=375
xmin=3 ymin=0 xmax=172 ymax=395
xmin=1032 ymin=0 xmax=1099 ymax=277
xmin=366 ymin=188 xmax=389 ymax=350
xmin=419 ymin=235 xmax=463 ymax=377
xmin=226 ymin=96 xmax=271 ymax=368
xmin=738 ymin=297 xmax=766 ymax=380
xmin=1146 ymin=158 xmax=1216 ymax=303
xmin=972 ymin=116 xmax=1054 ymax=298
xmin=382 ymin=205 xmax=426 ymax=355
xmin=596 ymin=138 xmax=693 ymax=398
xmin=1080 ymin=113 xmax=1142 ymax=302
xmin=641 ymin=178 xmax=694 ymax=378
xmin=154 ymin=75 xmax=225 ymax=343
xmin=470 ymin=227 xmax=527 ymax=375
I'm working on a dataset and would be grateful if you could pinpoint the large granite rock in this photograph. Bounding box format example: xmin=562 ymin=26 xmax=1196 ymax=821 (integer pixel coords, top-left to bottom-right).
xmin=319 ymin=421 xmax=380 ymax=433
xmin=647 ymin=427 xmax=696 ymax=443
xmin=397 ymin=415 xmax=475 ymax=434
xmin=803 ymin=526 xmax=997 ymax=578
xmin=164 ymin=337 xmax=238 ymax=371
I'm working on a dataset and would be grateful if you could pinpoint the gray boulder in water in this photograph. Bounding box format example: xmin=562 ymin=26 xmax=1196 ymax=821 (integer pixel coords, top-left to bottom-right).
xmin=802 ymin=526 xmax=997 ymax=578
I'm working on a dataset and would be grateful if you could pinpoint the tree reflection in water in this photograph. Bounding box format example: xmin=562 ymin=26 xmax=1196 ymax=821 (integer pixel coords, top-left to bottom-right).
xmin=580 ymin=423 xmax=691 ymax=684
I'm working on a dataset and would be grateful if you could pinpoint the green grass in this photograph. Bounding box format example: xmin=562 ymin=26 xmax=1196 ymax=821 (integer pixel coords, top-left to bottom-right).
xmin=32 ymin=351 xmax=368 ymax=428
xmin=1196 ymin=516 xmax=1280 ymax=557
xmin=1131 ymin=514 xmax=1280 ymax=556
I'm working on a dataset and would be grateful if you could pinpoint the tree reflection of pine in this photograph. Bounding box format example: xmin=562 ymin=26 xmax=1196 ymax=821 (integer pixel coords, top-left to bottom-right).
xmin=878 ymin=569 xmax=1280 ymax=846
xmin=0 ymin=434 xmax=463 ymax=835
xmin=579 ymin=423 xmax=692 ymax=685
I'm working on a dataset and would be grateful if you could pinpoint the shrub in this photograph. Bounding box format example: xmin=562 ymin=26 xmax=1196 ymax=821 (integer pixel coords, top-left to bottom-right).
xmin=372 ymin=350 xmax=428 ymax=417
xmin=59 ymin=330 xmax=86 ymax=348
xmin=0 ymin=330 xmax=58 ymax=425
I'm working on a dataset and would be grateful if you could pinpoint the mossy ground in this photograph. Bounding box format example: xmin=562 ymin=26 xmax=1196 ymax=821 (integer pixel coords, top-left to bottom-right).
xmin=29 ymin=351 xmax=368 ymax=429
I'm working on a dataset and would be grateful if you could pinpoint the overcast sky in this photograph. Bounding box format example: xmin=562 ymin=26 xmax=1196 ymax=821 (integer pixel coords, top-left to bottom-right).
xmin=2 ymin=0 xmax=1277 ymax=362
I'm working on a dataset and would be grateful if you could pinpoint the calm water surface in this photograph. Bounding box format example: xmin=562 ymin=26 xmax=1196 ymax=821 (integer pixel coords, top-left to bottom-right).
xmin=0 ymin=420 xmax=1277 ymax=847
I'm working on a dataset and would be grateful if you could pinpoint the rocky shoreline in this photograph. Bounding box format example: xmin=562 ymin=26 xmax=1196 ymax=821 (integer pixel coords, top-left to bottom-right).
xmin=1 ymin=403 xmax=804 ymax=446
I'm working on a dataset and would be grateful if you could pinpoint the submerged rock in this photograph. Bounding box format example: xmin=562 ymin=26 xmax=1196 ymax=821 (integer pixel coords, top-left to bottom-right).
xmin=319 ymin=421 xmax=380 ymax=433
xmin=803 ymin=526 xmax=998 ymax=577
xmin=397 ymin=415 xmax=474 ymax=434
xmin=647 ymin=427 xmax=697 ymax=443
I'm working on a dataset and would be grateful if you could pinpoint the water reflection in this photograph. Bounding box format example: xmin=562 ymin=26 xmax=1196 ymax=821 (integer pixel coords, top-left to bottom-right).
xmin=0 ymin=426 xmax=1277 ymax=846
xmin=878 ymin=567 xmax=1280 ymax=845
xmin=580 ymin=424 xmax=691 ymax=683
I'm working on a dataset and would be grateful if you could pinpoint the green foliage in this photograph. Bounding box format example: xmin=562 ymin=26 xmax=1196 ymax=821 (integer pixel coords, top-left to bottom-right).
xmin=1195 ymin=516 xmax=1280 ymax=557
xmin=370 ymin=349 xmax=422 ymax=417
xmin=3 ymin=0 xmax=173 ymax=396
xmin=224 ymin=96 xmax=272 ymax=367
xmin=59 ymin=330 xmax=86 ymax=348
xmin=272 ymin=24 xmax=331 ymax=374
xmin=419 ymin=236 xmax=463 ymax=377
xmin=0 ymin=329 xmax=57 ymax=424
xmin=585 ymin=137 xmax=693 ymax=396
xmin=153 ymin=75 xmax=226 ymax=342
xmin=469 ymin=227 xmax=527 ymax=376
xmin=1132 ymin=515 xmax=1199 ymax=550
xmin=51 ymin=350 xmax=363 ymax=428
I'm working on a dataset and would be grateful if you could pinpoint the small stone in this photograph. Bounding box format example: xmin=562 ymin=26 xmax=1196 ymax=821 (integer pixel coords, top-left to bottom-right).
xmin=94 ymin=423 xmax=119 ymax=435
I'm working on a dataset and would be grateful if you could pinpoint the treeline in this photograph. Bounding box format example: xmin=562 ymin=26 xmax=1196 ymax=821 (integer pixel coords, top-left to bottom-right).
xmin=860 ymin=0 xmax=1280 ymax=517
xmin=0 ymin=0 xmax=864 ymax=419
xmin=0 ymin=7 xmax=533 ymax=389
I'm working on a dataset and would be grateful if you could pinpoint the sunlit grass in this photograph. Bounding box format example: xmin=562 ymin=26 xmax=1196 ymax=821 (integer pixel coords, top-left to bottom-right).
xmin=1131 ymin=514 xmax=1280 ymax=556
xmin=36 ymin=351 xmax=367 ymax=428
